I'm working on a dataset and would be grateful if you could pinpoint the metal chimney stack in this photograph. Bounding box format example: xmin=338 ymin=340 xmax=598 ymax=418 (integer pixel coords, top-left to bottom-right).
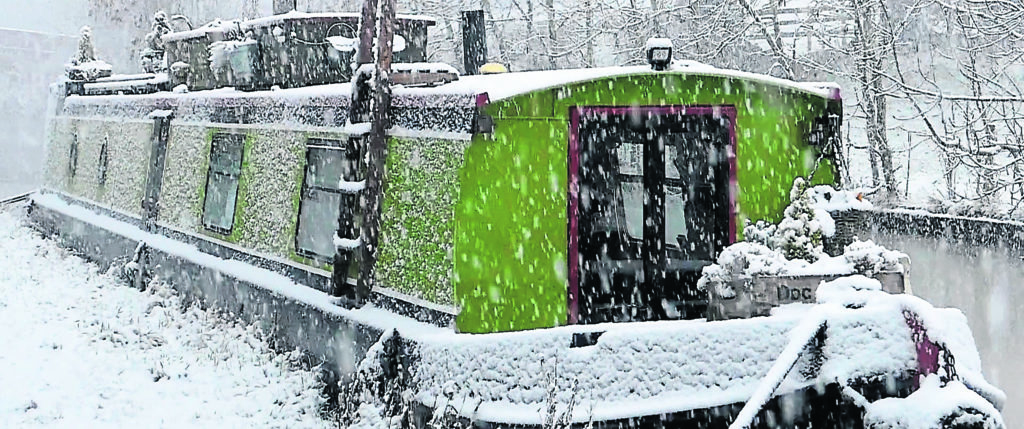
xmin=273 ymin=0 xmax=296 ymax=14
xmin=461 ymin=10 xmax=487 ymax=75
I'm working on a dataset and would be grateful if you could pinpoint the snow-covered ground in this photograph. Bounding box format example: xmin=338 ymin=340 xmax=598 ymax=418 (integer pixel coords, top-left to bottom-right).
xmin=0 ymin=209 xmax=330 ymax=428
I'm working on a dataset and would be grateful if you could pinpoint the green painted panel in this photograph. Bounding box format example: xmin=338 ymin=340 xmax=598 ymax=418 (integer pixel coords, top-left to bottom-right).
xmin=455 ymin=122 xmax=569 ymax=333
xmin=455 ymin=71 xmax=838 ymax=333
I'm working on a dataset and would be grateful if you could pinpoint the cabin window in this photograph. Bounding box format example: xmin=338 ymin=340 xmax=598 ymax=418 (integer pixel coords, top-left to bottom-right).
xmin=68 ymin=133 xmax=79 ymax=178
xmin=615 ymin=141 xmax=645 ymax=239
xmin=202 ymin=133 xmax=245 ymax=235
xmin=98 ymin=136 xmax=109 ymax=186
xmin=296 ymin=138 xmax=356 ymax=261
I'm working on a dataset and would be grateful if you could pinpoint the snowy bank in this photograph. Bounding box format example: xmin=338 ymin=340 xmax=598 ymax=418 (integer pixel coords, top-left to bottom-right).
xmin=0 ymin=209 xmax=329 ymax=427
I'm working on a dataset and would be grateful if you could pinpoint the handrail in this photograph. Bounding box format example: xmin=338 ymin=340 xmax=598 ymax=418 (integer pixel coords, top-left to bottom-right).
xmin=0 ymin=190 xmax=33 ymax=206
xmin=729 ymin=312 xmax=828 ymax=429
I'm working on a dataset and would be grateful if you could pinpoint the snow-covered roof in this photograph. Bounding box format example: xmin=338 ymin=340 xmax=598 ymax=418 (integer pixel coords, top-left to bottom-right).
xmin=62 ymin=61 xmax=840 ymax=111
xmin=423 ymin=62 xmax=841 ymax=102
xmin=66 ymin=83 xmax=353 ymax=104
xmin=242 ymin=11 xmax=436 ymax=27
xmin=163 ymin=11 xmax=436 ymax=42
xmin=162 ymin=19 xmax=241 ymax=42
xmin=82 ymin=73 xmax=168 ymax=94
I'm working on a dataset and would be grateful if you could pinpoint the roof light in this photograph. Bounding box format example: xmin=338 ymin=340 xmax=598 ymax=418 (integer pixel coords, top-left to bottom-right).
xmin=646 ymin=37 xmax=673 ymax=71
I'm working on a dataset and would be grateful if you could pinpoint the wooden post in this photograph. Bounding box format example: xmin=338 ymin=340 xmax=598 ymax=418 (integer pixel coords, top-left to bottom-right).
xmin=348 ymin=0 xmax=378 ymax=124
xmin=333 ymin=0 xmax=380 ymax=300
xmin=356 ymin=0 xmax=396 ymax=304
xmin=355 ymin=0 xmax=379 ymax=67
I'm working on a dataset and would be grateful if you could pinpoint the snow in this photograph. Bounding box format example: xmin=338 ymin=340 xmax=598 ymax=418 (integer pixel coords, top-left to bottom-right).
xmin=337 ymin=179 xmax=366 ymax=193
xmin=410 ymin=63 xmax=837 ymax=102
xmin=387 ymin=127 xmax=472 ymax=141
xmin=815 ymin=275 xmax=883 ymax=305
xmin=93 ymin=73 xmax=158 ymax=83
xmin=334 ymin=236 xmax=362 ymax=250
xmin=161 ymin=19 xmax=240 ymax=42
xmin=698 ymin=238 xmax=906 ymax=296
xmin=343 ymin=121 xmax=371 ymax=136
xmin=808 ymin=184 xmax=873 ymax=212
xmin=56 ymin=58 xmax=833 ymax=121
xmin=81 ymin=73 xmax=168 ymax=93
xmin=645 ymin=37 xmax=673 ymax=50
xmin=391 ymin=62 xmax=460 ymax=75
xmin=698 ymin=242 xmax=788 ymax=297
xmin=408 ymin=285 xmax=990 ymax=426
xmin=864 ymin=376 xmax=1005 ymax=429
xmin=730 ymin=308 xmax=827 ymax=429
xmin=66 ymin=59 xmax=112 ymax=81
xmin=241 ymin=11 xmax=436 ymax=28
xmin=326 ymin=36 xmax=357 ymax=53
xmin=0 ymin=209 xmax=329 ymax=427
xmin=810 ymin=277 xmax=1003 ymax=408
xmin=412 ymin=316 xmax=805 ymax=424
xmin=815 ymin=207 xmax=836 ymax=237
xmin=147 ymin=108 xmax=173 ymax=118
xmin=841 ymin=239 xmax=909 ymax=277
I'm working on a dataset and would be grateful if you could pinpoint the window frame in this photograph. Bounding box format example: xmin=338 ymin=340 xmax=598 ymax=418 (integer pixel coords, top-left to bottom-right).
xmin=98 ymin=135 xmax=109 ymax=186
xmin=201 ymin=132 xmax=246 ymax=235
xmin=294 ymin=137 xmax=357 ymax=262
xmin=68 ymin=132 xmax=79 ymax=179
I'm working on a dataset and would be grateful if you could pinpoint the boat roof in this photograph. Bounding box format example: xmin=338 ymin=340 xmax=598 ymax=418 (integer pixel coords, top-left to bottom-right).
xmin=244 ymin=10 xmax=437 ymax=27
xmin=429 ymin=62 xmax=841 ymax=102
xmin=64 ymin=62 xmax=841 ymax=111
xmin=163 ymin=11 xmax=436 ymax=42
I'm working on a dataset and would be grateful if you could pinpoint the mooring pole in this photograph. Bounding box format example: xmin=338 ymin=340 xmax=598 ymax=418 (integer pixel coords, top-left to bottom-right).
xmin=355 ymin=0 xmax=378 ymax=67
xmin=335 ymin=0 xmax=394 ymax=305
xmin=348 ymin=0 xmax=378 ymax=124
xmin=334 ymin=0 xmax=378 ymax=301
xmin=356 ymin=0 xmax=395 ymax=304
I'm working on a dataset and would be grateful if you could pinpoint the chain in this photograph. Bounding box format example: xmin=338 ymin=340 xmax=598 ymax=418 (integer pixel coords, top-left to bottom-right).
xmin=937 ymin=342 xmax=959 ymax=383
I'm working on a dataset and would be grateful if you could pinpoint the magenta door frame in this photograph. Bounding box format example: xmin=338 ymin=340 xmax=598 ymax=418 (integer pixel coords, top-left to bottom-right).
xmin=566 ymin=105 xmax=739 ymax=324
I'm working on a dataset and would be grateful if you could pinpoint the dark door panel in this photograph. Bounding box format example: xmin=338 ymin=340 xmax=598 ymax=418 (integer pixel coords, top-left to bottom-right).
xmin=575 ymin=109 xmax=731 ymax=324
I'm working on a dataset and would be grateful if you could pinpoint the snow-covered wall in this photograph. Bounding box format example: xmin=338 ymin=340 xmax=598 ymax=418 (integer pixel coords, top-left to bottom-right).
xmin=158 ymin=124 xmax=310 ymax=259
xmin=45 ymin=116 xmax=151 ymax=217
xmin=158 ymin=124 xmax=209 ymax=230
xmin=44 ymin=89 xmax=476 ymax=308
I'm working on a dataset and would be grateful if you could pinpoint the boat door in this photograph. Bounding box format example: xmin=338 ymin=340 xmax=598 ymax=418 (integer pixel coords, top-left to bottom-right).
xmin=570 ymin=106 xmax=734 ymax=324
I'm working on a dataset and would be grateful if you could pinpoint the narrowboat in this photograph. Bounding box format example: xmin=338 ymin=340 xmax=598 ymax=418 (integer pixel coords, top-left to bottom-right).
xmin=24 ymin=9 xmax=1004 ymax=428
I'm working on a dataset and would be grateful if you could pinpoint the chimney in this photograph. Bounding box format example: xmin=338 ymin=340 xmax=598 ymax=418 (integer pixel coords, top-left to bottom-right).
xmin=461 ymin=10 xmax=487 ymax=75
xmin=273 ymin=0 xmax=296 ymax=14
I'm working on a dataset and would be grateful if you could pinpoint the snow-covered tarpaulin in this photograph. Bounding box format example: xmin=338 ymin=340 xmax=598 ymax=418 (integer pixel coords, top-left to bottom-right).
xmin=410 ymin=286 xmax=1001 ymax=425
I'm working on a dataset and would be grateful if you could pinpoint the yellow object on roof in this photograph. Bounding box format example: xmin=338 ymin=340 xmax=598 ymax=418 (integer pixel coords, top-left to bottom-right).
xmin=479 ymin=63 xmax=508 ymax=74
